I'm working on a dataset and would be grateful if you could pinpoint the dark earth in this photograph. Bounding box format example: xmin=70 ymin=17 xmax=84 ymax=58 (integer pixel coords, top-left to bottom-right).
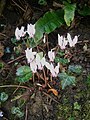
xmin=0 ymin=0 xmax=90 ymax=120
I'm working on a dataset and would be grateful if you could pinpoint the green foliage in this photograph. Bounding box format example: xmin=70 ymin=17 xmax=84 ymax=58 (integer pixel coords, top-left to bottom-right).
xmin=68 ymin=116 xmax=74 ymax=120
xmin=35 ymin=9 xmax=64 ymax=43
xmin=0 ymin=92 xmax=8 ymax=102
xmin=58 ymin=72 xmax=76 ymax=89
xmin=38 ymin=0 xmax=47 ymax=5
xmin=11 ymin=106 xmax=24 ymax=118
xmin=78 ymin=6 xmax=90 ymax=16
xmin=55 ymin=50 xmax=69 ymax=65
xmin=68 ymin=65 xmax=82 ymax=75
xmin=11 ymin=37 xmax=17 ymax=45
xmin=86 ymin=74 xmax=90 ymax=86
xmin=0 ymin=62 xmax=4 ymax=69
xmin=16 ymin=65 xmax=32 ymax=83
xmin=38 ymin=52 xmax=43 ymax=58
xmin=74 ymin=102 xmax=81 ymax=110
xmin=55 ymin=57 xmax=69 ymax=65
xmin=57 ymin=51 xmax=65 ymax=57
xmin=63 ymin=2 xmax=76 ymax=26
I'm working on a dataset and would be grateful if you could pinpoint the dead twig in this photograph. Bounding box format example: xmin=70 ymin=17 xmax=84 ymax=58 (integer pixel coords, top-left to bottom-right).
xmin=0 ymin=85 xmax=31 ymax=91
xmin=7 ymin=55 xmax=25 ymax=65
xmin=0 ymin=32 xmax=7 ymax=37
xmin=42 ymin=91 xmax=59 ymax=104
xmin=25 ymin=104 xmax=28 ymax=120
xmin=12 ymin=0 xmax=25 ymax=12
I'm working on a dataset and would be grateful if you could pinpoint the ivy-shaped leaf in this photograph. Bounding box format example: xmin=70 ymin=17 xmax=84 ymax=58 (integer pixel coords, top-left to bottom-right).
xmin=35 ymin=9 xmax=64 ymax=43
xmin=55 ymin=57 xmax=69 ymax=65
xmin=11 ymin=107 xmax=24 ymax=118
xmin=68 ymin=65 xmax=82 ymax=75
xmin=57 ymin=51 xmax=65 ymax=57
xmin=58 ymin=72 xmax=76 ymax=89
xmin=63 ymin=2 xmax=76 ymax=26
xmin=0 ymin=92 xmax=8 ymax=102
xmin=16 ymin=65 xmax=32 ymax=83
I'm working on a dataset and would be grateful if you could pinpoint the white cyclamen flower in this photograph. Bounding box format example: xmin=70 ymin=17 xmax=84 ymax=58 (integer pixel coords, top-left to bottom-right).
xmin=15 ymin=26 xmax=26 ymax=40
xmin=27 ymin=24 xmax=35 ymax=38
xmin=67 ymin=33 xmax=78 ymax=47
xmin=48 ymin=49 xmax=55 ymax=62
xmin=45 ymin=62 xmax=59 ymax=77
xmin=58 ymin=34 xmax=68 ymax=49
xmin=36 ymin=54 xmax=43 ymax=70
xmin=0 ymin=111 xmax=3 ymax=117
xmin=30 ymin=60 xmax=37 ymax=73
xmin=49 ymin=63 xmax=59 ymax=77
xmin=25 ymin=48 xmax=37 ymax=63
xmin=43 ymin=35 xmax=46 ymax=43
xmin=36 ymin=54 xmax=46 ymax=70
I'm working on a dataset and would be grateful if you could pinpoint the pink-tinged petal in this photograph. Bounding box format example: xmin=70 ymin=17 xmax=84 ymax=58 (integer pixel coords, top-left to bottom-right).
xmin=67 ymin=33 xmax=78 ymax=47
xmin=67 ymin=33 xmax=73 ymax=47
xmin=15 ymin=26 xmax=26 ymax=40
xmin=25 ymin=48 xmax=37 ymax=63
xmin=48 ymin=50 xmax=55 ymax=62
xmin=15 ymin=27 xmax=20 ymax=40
xmin=55 ymin=63 xmax=59 ymax=75
xmin=45 ymin=62 xmax=51 ymax=70
xmin=27 ymin=24 xmax=35 ymax=38
xmin=72 ymin=36 xmax=78 ymax=47
xmin=58 ymin=34 xmax=68 ymax=50
xmin=36 ymin=54 xmax=42 ymax=70
xmin=30 ymin=60 xmax=37 ymax=73
xmin=43 ymin=35 xmax=46 ymax=43
xmin=58 ymin=34 xmax=63 ymax=47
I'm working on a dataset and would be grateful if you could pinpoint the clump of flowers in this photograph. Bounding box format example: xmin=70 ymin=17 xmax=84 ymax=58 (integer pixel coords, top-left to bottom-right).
xmin=58 ymin=33 xmax=78 ymax=49
xmin=15 ymin=24 xmax=35 ymax=40
xmin=15 ymin=23 xmax=79 ymax=76
xmin=15 ymin=23 xmax=79 ymax=95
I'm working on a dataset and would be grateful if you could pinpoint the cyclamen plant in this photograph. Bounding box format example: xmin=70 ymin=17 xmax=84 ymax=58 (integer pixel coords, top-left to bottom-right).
xmin=15 ymin=24 xmax=35 ymax=40
xmin=15 ymin=23 xmax=79 ymax=86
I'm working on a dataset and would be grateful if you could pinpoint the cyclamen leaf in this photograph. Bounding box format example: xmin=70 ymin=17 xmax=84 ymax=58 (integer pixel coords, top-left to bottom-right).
xmin=35 ymin=9 xmax=64 ymax=43
xmin=11 ymin=107 xmax=24 ymax=118
xmin=0 ymin=92 xmax=8 ymax=102
xmin=55 ymin=57 xmax=69 ymax=65
xmin=16 ymin=66 xmax=32 ymax=83
xmin=68 ymin=65 xmax=82 ymax=75
xmin=64 ymin=2 xmax=76 ymax=26
xmin=58 ymin=72 xmax=76 ymax=89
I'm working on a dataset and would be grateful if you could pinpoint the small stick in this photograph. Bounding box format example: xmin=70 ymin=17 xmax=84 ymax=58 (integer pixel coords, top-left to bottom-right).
xmin=43 ymin=69 xmax=47 ymax=87
xmin=0 ymin=32 xmax=7 ymax=37
xmin=42 ymin=91 xmax=59 ymax=104
xmin=25 ymin=104 xmax=28 ymax=120
xmin=7 ymin=55 xmax=25 ymax=65
xmin=12 ymin=83 xmax=21 ymax=95
xmin=12 ymin=0 xmax=25 ymax=12
xmin=0 ymin=85 xmax=31 ymax=91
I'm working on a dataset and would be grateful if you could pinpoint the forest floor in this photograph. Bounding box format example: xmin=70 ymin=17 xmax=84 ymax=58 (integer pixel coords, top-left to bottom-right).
xmin=0 ymin=1 xmax=90 ymax=120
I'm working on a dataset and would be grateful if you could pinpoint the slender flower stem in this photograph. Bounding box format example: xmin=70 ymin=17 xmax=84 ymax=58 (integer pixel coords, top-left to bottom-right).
xmin=43 ymin=69 xmax=47 ymax=87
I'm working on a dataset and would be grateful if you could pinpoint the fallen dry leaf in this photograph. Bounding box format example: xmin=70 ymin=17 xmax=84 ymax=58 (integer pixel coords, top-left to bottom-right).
xmin=48 ymin=88 xmax=58 ymax=96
